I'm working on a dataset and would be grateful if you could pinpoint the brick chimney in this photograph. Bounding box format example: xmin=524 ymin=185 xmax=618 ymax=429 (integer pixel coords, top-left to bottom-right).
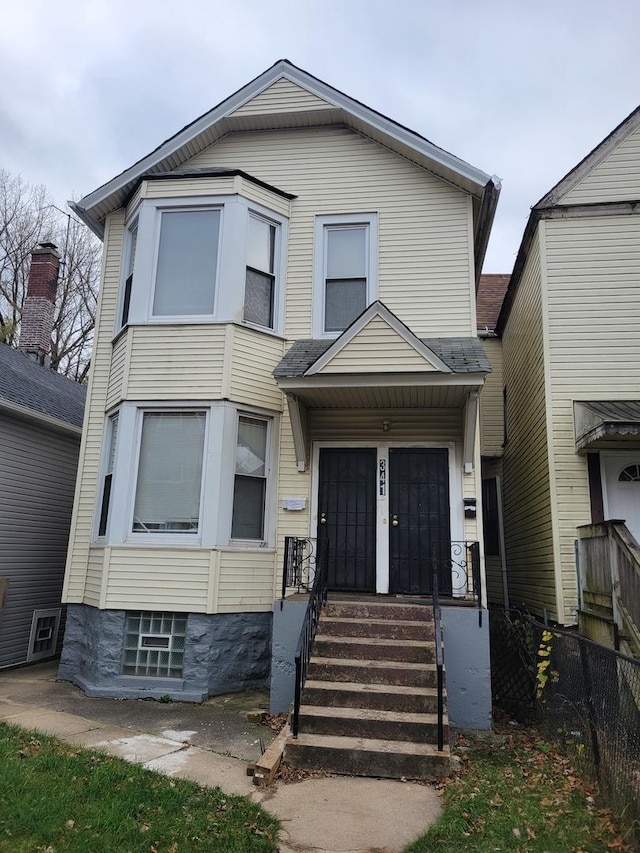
xmin=19 ymin=242 xmax=61 ymax=366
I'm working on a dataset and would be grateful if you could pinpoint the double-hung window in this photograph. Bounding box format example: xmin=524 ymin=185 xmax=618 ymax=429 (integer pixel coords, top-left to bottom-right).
xmin=244 ymin=214 xmax=276 ymax=329
xmin=120 ymin=224 xmax=137 ymax=328
xmin=231 ymin=415 xmax=269 ymax=540
xmin=98 ymin=412 xmax=119 ymax=537
xmin=152 ymin=209 xmax=220 ymax=317
xmin=132 ymin=411 xmax=206 ymax=534
xmin=314 ymin=213 xmax=378 ymax=337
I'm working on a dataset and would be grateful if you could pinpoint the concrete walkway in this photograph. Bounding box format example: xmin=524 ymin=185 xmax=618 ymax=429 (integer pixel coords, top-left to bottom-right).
xmin=0 ymin=662 xmax=441 ymax=853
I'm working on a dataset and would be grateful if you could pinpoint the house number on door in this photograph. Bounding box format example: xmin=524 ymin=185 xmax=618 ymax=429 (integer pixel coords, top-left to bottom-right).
xmin=379 ymin=459 xmax=386 ymax=496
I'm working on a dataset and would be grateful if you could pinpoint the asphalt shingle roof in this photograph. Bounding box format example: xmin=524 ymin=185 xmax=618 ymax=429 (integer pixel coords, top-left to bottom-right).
xmin=274 ymin=337 xmax=491 ymax=378
xmin=0 ymin=344 xmax=86 ymax=428
xmin=477 ymin=274 xmax=510 ymax=332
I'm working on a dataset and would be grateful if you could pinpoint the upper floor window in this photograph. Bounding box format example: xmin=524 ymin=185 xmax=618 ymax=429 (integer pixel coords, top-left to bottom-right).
xmin=153 ymin=209 xmax=220 ymax=317
xmin=244 ymin=214 xmax=277 ymax=329
xmin=119 ymin=195 xmax=286 ymax=334
xmin=313 ymin=213 xmax=378 ymax=337
xmin=97 ymin=411 xmax=119 ymax=538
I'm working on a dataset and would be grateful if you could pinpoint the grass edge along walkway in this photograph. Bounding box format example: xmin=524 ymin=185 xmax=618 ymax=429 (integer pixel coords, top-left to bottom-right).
xmin=0 ymin=721 xmax=279 ymax=853
xmin=404 ymin=725 xmax=631 ymax=853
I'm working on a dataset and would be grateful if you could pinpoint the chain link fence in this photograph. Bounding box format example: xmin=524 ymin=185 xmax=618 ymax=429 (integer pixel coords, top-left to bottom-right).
xmin=490 ymin=607 xmax=640 ymax=844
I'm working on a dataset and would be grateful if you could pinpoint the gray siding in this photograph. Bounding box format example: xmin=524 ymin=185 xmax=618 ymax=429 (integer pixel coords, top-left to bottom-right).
xmin=0 ymin=413 xmax=80 ymax=667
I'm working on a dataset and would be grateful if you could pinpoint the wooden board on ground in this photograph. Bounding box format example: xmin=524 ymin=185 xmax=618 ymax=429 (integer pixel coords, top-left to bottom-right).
xmin=252 ymin=722 xmax=290 ymax=786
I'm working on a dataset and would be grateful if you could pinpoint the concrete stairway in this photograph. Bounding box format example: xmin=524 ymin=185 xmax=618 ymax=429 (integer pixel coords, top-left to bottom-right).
xmin=285 ymin=597 xmax=451 ymax=779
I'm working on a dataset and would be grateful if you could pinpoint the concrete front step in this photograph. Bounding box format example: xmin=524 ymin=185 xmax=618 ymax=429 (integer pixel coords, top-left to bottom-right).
xmin=285 ymin=732 xmax=451 ymax=780
xmin=298 ymin=704 xmax=448 ymax=742
xmin=325 ymin=600 xmax=432 ymax=622
xmin=319 ymin=615 xmax=435 ymax=640
xmin=302 ymin=679 xmax=444 ymax=713
xmin=308 ymin=657 xmax=437 ymax=687
xmin=314 ymin=635 xmax=435 ymax=663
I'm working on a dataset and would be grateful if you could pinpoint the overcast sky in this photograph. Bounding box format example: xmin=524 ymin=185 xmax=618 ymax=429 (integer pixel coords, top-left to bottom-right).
xmin=1 ymin=0 xmax=638 ymax=272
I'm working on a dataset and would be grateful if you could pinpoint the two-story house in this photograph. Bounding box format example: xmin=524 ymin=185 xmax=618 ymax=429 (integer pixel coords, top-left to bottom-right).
xmin=59 ymin=61 xmax=500 ymax=748
xmin=485 ymin=105 xmax=640 ymax=633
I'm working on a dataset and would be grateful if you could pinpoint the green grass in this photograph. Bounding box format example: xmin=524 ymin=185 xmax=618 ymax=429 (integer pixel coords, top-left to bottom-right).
xmin=0 ymin=722 xmax=279 ymax=852
xmin=405 ymin=727 xmax=629 ymax=853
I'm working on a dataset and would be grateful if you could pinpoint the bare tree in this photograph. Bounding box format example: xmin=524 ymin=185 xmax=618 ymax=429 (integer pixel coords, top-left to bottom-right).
xmin=0 ymin=169 xmax=100 ymax=381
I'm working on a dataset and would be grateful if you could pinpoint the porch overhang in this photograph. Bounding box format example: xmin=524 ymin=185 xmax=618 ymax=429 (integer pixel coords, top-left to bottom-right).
xmin=281 ymin=374 xmax=485 ymax=472
xmin=574 ymin=400 xmax=640 ymax=453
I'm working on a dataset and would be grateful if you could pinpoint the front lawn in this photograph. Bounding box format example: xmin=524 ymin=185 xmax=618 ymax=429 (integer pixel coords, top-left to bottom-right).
xmin=405 ymin=726 xmax=629 ymax=853
xmin=0 ymin=722 xmax=279 ymax=852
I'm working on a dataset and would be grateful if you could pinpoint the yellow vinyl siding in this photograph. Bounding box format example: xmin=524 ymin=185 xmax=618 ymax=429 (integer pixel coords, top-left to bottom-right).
xmin=229 ymin=326 xmax=285 ymax=410
xmin=216 ymin=550 xmax=276 ymax=612
xmin=479 ymin=338 xmax=504 ymax=456
xmin=501 ymin=233 xmax=557 ymax=619
xmin=63 ymin=211 xmax=125 ymax=604
xmin=545 ymin=213 xmax=640 ymax=619
xmin=184 ymin=127 xmax=474 ymax=339
xmin=126 ymin=325 xmax=227 ymax=399
xmin=232 ymin=78 xmax=335 ymax=116
xmin=319 ymin=316 xmax=438 ymax=373
xmin=83 ymin=548 xmax=104 ymax=607
xmin=561 ymin=125 xmax=640 ymax=205
xmin=106 ymin=332 xmax=128 ymax=409
xmin=105 ymin=548 xmax=210 ymax=611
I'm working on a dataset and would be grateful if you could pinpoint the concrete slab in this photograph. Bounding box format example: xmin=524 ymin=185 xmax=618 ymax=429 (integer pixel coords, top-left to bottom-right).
xmin=81 ymin=733 xmax=187 ymax=764
xmin=144 ymin=746 xmax=256 ymax=797
xmin=0 ymin=701 xmax=32 ymax=719
xmin=58 ymin=725 xmax=143 ymax=748
xmin=258 ymin=776 xmax=441 ymax=853
xmin=3 ymin=709 xmax=98 ymax=737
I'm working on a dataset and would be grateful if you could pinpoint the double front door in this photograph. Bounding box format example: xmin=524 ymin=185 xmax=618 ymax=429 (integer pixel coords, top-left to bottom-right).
xmin=317 ymin=447 xmax=452 ymax=595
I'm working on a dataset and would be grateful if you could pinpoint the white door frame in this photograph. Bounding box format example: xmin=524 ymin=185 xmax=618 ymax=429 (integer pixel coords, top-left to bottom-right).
xmin=310 ymin=440 xmax=463 ymax=594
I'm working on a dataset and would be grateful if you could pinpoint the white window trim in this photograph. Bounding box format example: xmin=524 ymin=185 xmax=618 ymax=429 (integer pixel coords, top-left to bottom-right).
xmin=118 ymin=195 xmax=288 ymax=335
xmin=228 ymin=411 xmax=276 ymax=546
xmin=95 ymin=401 xmax=278 ymax=550
xmin=312 ymin=212 xmax=378 ymax=339
xmin=93 ymin=409 xmax=120 ymax=541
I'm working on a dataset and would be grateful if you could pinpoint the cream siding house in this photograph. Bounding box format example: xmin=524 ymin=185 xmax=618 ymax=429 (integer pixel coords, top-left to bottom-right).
xmin=59 ymin=61 xmax=499 ymax=716
xmin=493 ymin=106 xmax=640 ymax=626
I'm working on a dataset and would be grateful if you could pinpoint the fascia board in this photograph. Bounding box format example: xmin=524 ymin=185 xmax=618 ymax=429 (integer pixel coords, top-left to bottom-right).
xmin=77 ymin=61 xmax=494 ymax=219
xmin=278 ymin=373 xmax=485 ymax=390
xmin=0 ymin=398 xmax=82 ymax=437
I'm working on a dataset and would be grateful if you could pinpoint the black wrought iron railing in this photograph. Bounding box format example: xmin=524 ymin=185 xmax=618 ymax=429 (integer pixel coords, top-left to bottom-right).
xmin=292 ymin=540 xmax=329 ymax=737
xmin=449 ymin=540 xmax=482 ymax=603
xmin=282 ymin=536 xmax=326 ymax=598
xmin=431 ymin=567 xmax=445 ymax=751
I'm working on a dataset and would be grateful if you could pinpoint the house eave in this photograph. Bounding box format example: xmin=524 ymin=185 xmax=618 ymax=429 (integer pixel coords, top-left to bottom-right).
xmin=72 ymin=60 xmax=498 ymax=234
xmin=0 ymin=397 xmax=83 ymax=437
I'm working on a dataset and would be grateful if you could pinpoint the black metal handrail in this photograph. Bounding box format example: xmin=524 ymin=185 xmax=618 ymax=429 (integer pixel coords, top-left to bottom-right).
xmin=292 ymin=540 xmax=328 ymax=737
xmin=449 ymin=540 xmax=482 ymax=603
xmin=432 ymin=567 xmax=445 ymax=751
xmin=282 ymin=536 xmax=325 ymax=597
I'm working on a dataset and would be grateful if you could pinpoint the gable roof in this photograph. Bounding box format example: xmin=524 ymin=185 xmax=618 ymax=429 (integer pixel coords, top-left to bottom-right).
xmin=275 ymin=336 xmax=490 ymax=378
xmin=0 ymin=344 xmax=86 ymax=432
xmin=497 ymin=103 xmax=640 ymax=334
xmin=71 ymin=60 xmax=500 ymax=275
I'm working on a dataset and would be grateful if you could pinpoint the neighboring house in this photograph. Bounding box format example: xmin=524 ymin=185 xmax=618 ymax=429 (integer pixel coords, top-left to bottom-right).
xmin=0 ymin=244 xmax=86 ymax=668
xmin=59 ymin=60 xmax=500 ymax=730
xmin=485 ymin=106 xmax=640 ymax=629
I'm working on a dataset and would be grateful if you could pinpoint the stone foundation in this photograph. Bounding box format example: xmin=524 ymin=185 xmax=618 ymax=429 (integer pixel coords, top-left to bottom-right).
xmin=59 ymin=604 xmax=271 ymax=702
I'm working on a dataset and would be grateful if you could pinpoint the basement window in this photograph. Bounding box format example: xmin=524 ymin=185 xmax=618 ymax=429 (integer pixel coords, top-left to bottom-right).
xmin=27 ymin=609 xmax=61 ymax=662
xmin=123 ymin=612 xmax=187 ymax=678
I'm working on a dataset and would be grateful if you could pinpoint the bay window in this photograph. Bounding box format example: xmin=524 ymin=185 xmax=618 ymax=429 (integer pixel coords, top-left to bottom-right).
xmin=132 ymin=411 xmax=206 ymax=534
xmin=96 ymin=403 xmax=275 ymax=547
xmin=118 ymin=193 xmax=286 ymax=333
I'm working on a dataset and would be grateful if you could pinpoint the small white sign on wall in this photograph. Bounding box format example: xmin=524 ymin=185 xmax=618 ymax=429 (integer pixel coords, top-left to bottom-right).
xmin=281 ymin=496 xmax=307 ymax=511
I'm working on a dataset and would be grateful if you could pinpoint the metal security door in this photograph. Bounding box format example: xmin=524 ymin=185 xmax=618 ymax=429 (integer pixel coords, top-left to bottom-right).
xmin=317 ymin=448 xmax=376 ymax=591
xmin=389 ymin=448 xmax=451 ymax=595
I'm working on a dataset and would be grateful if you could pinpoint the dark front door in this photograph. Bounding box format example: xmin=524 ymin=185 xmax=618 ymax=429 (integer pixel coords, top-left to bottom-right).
xmin=389 ymin=448 xmax=451 ymax=595
xmin=317 ymin=448 xmax=376 ymax=591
